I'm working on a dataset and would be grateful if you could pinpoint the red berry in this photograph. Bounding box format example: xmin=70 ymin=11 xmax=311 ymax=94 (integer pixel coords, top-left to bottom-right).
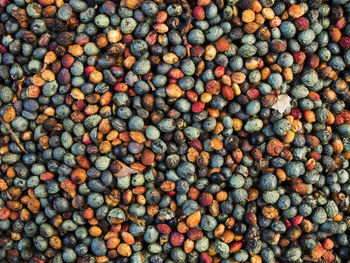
xmin=156 ymin=224 xmax=172 ymax=234
xmin=192 ymin=101 xmax=205 ymax=113
xmin=324 ymin=251 xmax=335 ymax=263
xmin=294 ymin=17 xmax=309 ymax=30
xmin=246 ymin=88 xmax=259 ymax=100
xmin=168 ymin=68 xmax=184 ymax=79
xmin=169 ymin=232 xmax=185 ymax=247
xmin=189 ymin=139 xmax=203 ymax=151
xmin=186 ymin=90 xmax=198 ymax=102
xmin=335 ymin=115 xmax=344 ymax=125
xmin=291 ymin=215 xmax=303 ymax=225
xmin=187 ymin=229 xmax=203 ymax=241
xmin=199 ymin=253 xmax=212 ymax=263
xmin=82 ymin=133 xmax=92 ymax=145
xmin=282 ymin=218 xmax=292 ymax=229
xmin=221 ymin=86 xmax=234 ymax=100
xmin=336 ymin=17 xmax=346 ymax=29
xmin=214 ymin=66 xmax=225 ymax=78
xmin=323 ymin=238 xmax=334 ymax=250
xmin=85 ymin=66 xmax=96 ymax=76
xmin=308 ymin=54 xmax=320 ymax=69
xmin=291 ymin=108 xmax=302 ymax=119
xmin=193 ymin=6 xmax=205 ymax=20
xmin=340 ymin=37 xmax=350 ymax=49
xmin=122 ymin=34 xmax=133 ymax=45
xmin=114 ymin=83 xmax=128 ymax=92
xmin=0 ymin=44 xmax=6 ymax=53
xmin=293 ymin=51 xmax=306 ymax=64
xmin=199 ymin=193 xmax=213 ymax=206
xmin=215 ymin=37 xmax=230 ymax=52
xmin=168 ymin=191 xmax=176 ymax=197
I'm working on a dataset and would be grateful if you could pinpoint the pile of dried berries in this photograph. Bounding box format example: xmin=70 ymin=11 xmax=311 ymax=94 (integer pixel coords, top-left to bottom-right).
xmin=0 ymin=0 xmax=350 ymax=262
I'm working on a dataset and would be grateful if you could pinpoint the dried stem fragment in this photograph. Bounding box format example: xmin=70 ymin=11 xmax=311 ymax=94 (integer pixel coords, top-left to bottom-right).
xmin=178 ymin=0 xmax=192 ymax=57
xmin=16 ymin=76 xmax=26 ymax=99
xmin=120 ymin=205 xmax=146 ymax=225
xmin=0 ymin=116 xmax=27 ymax=153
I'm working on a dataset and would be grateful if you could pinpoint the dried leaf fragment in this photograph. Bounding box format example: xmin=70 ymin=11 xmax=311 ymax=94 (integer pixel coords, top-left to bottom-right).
xmin=272 ymin=94 xmax=292 ymax=114
xmin=111 ymin=160 xmax=140 ymax=178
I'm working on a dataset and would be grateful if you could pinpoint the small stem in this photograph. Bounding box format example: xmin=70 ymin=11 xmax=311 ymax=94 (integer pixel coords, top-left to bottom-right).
xmin=16 ymin=76 xmax=25 ymax=99
xmin=40 ymin=62 xmax=47 ymax=73
xmin=0 ymin=116 xmax=27 ymax=153
xmin=147 ymin=79 xmax=156 ymax=91
xmin=179 ymin=0 xmax=192 ymax=36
